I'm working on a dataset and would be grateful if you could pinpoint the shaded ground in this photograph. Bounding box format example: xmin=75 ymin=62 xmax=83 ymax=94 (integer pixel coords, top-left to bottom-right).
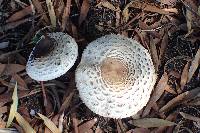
xmin=0 ymin=0 xmax=200 ymax=132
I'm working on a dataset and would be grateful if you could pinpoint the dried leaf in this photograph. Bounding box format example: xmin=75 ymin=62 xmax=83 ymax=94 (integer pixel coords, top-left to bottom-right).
xmin=6 ymin=6 xmax=32 ymax=23
xmin=0 ymin=79 xmax=25 ymax=91
xmin=79 ymin=0 xmax=90 ymax=26
xmin=0 ymin=64 xmax=6 ymax=75
xmin=116 ymin=119 xmax=126 ymax=133
xmin=46 ymin=0 xmax=56 ymax=28
xmin=183 ymin=0 xmax=200 ymax=35
xmin=71 ymin=113 xmax=79 ymax=133
xmin=0 ymin=17 xmax=32 ymax=32
xmin=132 ymin=118 xmax=176 ymax=128
xmin=161 ymin=0 xmax=177 ymax=7
xmin=61 ymin=0 xmax=71 ymax=31
xmin=38 ymin=113 xmax=60 ymax=133
xmin=0 ymin=64 xmax=25 ymax=76
xmin=162 ymin=8 xmax=178 ymax=13
xmin=96 ymin=1 xmax=120 ymax=12
xmin=123 ymin=1 xmax=177 ymax=19
xmin=126 ymin=128 xmax=150 ymax=133
xmin=0 ymin=89 xmax=31 ymax=106
xmin=115 ymin=11 xmax=120 ymax=27
xmin=0 ymin=128 xmax=19 ymax=133
xmin=160 ymin=87 xmax=200 ymax=112
xmin=122 ymin=7 xmax=129 ymax=22
xmin=198 ymin=6 xmax=200 ymax=15
xmin=6 ymin=82 xmax=18 ymax=127
xmin=188 ymin=48 xmax=200 ymax=82
xmin=0 ymin=50 xmax=22 ymax=63
xmin=58 ymin=113 xmax=64 ymax=132
xmin=180 ymin=62 xmax=189 ymax=89
xmin=159 ymin=30 xmax=168 ymax=65
xmin=0 ymin=118 xmax=6 ymax=128
xmin=185 ymin=9 xmax=193 ymax=35
xmin=59 ymin=91 xmax=74 ymax=113
xmin=0 ymin=105 xmax=7 ymax=115
xmin=15 ymin=112 xmax=36 ymax=133
xmin=187 ymin=96 xmax=200 ymax=106
xmin=32 ymin=0 xmax=49 ymax=23
xmin=153 ymin=112 xmax=178 ymax=133
xmin=164 ymin=85 xmax=177 ymax=95
xmin=143 ymin=73 xmax=168 ymax=116
xmin=78 ymin=118 xmax=97 ymax=133
xmin=150 ymin=36 xmax=159 ymax=71
xmin=95 ymin=127 xmax=103 ymax=133
xmin=12 ymin=74 xmax=28 ymax=90
xmin=180 ymin=112 xmax=200 ymax=122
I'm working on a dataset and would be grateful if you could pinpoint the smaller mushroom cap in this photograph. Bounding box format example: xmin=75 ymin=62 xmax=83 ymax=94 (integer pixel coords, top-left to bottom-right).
xmin=75 ymin=34 xmax=157 ymax=118
xmin=26 ymin=32 xmax=78 ymax=81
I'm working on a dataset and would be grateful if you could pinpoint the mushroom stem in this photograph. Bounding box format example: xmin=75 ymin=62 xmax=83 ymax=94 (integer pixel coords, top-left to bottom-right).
xmin=41 ymin=81 xmax=48 ymax=108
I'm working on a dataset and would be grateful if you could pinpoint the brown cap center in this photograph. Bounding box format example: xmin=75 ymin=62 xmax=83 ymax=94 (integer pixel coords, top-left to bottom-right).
xmin=33 ymin=35 xmax=56 ymax=58
xmin=101 ymin=58 xmax=128 ymax=85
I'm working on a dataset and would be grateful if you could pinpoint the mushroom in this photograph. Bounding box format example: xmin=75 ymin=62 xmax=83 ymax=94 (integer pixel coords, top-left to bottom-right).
xmin=26 ymin=32 xmax=78 ymax=81
xmin=75 ymin=34 xmax=157 ymax=118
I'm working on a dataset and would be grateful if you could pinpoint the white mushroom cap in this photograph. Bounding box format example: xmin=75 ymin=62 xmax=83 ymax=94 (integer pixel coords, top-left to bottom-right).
xmin=75 ymin=34 xmax=157 ymax=118
xmin=26 ymin=32 xmax=78 ymax=81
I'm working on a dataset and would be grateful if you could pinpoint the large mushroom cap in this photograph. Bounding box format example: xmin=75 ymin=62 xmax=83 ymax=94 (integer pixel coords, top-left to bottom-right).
xmin=75 ymin=34 xmax=157 ymax=118
xmin=26 ymin=32 xmax=78 ymax=81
